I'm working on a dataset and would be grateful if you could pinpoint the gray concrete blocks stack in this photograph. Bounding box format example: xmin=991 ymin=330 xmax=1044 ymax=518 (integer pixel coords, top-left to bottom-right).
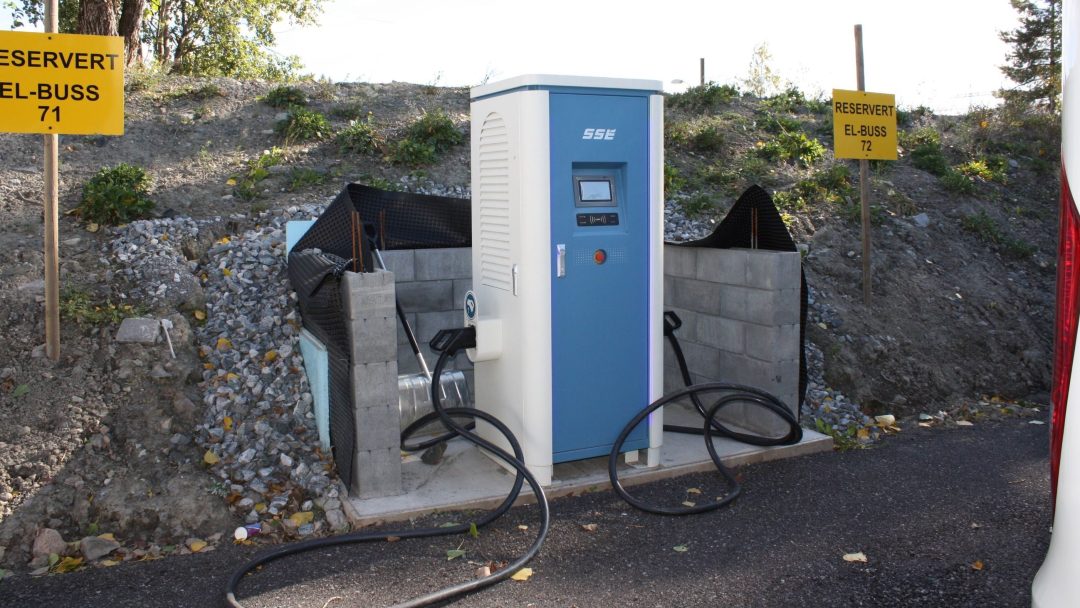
xmin=342 ymin=269 xmax=402 ymax=498
xmin=382 ymin=248 xmax=473 ymax=388
xmin=663 ymin=245 xmax=801 ymax=437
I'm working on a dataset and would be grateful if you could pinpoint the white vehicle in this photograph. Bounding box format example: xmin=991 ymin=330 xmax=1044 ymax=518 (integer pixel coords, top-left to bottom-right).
xmin=1032 ymin=1 xmax=1080 ymax=605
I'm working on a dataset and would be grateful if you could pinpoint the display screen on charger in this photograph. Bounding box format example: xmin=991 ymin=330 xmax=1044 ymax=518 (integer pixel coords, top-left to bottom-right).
xmin=579 ymin=180 xmax=612 ymax=202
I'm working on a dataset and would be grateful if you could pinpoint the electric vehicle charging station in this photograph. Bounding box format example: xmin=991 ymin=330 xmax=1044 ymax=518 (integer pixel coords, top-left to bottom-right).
xmin=467 ymin=75 xmax=665 ymax=486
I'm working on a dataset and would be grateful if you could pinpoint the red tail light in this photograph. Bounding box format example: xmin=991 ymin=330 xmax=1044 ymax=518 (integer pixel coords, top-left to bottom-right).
xmin=1053 ymin=166 xmax=1080 ymax=501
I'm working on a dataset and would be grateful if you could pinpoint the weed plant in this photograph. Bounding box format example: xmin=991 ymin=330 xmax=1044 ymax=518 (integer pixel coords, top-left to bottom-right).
xmin=758 ymin=131 xmax=826 ymax=167
xmin=76 ymin=163 xmax=154 ymax=225
xmin=336 ymin=113 xmax=384 ymax=155
xmin=60 ymin=289 xmax=145 ymax=326
xmin=276 ymin=108 xmax=332 ymax=142
xmin=264 ymin=85 xmax=307 ymax=108
xmin=388 ymin=109 xmax=463 ymax=166
xmin=668 ymin=82 xmax=739 ymax=113
xmin=233 ymin=148 xmax=285 ymax=200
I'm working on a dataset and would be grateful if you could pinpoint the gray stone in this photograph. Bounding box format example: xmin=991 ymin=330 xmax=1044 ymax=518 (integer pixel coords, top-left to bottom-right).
xmin=32 ymin=528 xmax=66 ymax=558
xmin=115 ymin=318 xmax=161 ymax=344
xmin=80 ymin=535 xmax=120 ymax=561
xmin=325 ymin=508 xmax=349 ymax=532
xmin=912 ymin=213 xmax=931 ymax=228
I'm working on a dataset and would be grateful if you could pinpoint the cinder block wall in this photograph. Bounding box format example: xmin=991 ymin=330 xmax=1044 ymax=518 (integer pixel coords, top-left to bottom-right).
xmin=663 ymin=245 xmax=800 ymax=436
xmin=378 ymin=248 xmax=474 ymax=388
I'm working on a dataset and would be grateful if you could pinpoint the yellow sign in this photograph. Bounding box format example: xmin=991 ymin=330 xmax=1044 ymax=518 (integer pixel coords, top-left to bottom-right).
xmin=832 ymin=89 xmax=896 ymax=161
xmin=0 ymin=31 xmax=124 ymax=135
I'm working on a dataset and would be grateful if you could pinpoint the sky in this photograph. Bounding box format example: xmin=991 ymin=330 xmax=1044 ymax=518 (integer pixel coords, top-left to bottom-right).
xmin=271 ymin=0 xmax=1022 ymax=114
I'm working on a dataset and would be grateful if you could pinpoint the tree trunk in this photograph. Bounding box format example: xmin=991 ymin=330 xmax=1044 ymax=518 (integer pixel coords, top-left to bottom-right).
xmin=77 ymin=0 xmax=117 ymax=36
xmin=154 ymin=0 xmax=171 ymax=66
xmin=118 ymin=0 xmax=145 ymax=65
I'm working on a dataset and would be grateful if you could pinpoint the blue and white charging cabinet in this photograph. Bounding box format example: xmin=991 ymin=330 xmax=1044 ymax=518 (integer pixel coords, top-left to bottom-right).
xmin=468 ymin=75 xmax=664 ymax=485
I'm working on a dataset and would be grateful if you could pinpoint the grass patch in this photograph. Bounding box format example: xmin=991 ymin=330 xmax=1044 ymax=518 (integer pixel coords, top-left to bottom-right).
xmin=668 ymin=82 xmax=739 ymax=113
xmin=940 ymin=170 xmax=975 ymax=195
xmin=911 ymin=143 xmax=949 ymax=176
xmin=758 ymin=131 xmax=826 ymax=167
xmin=336 ymin=113 xmax=384 ymax=155
xmin=276 ymin=108 xmax=332 ymax=143
xmin=263 ymin=85 xmax=306 ymax=109
xmin=286 ymin=167 xmax=328 ymax=191
xmin=75 ymin=163 xmax=154 ymax=225
xmin=388 ymin=109 xmax=463 ymax=167
xmin=961 ymin=210 xmax=1035 ymax=258
xmin=675 ymin=192 xmax=716 ymax=218
xmin=232 ymin=148 xmax=285 ymax=201
xmin=60 ymin=289 xmax=146 ymax=326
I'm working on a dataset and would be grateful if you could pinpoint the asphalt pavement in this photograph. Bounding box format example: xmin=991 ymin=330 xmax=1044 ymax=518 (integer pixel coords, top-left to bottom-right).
xmin=0 ymin=417 xmax=1052 ymax=607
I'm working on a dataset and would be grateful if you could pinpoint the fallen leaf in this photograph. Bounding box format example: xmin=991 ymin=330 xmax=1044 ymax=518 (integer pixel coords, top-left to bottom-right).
xmin=99 ymin=560 xmax=120 ymax=567
xmin=843 ymin=552 xmax=868 ymax=563
xmin=1030 ymin=420 xmax=1046 ymax=425
xmin=223 ymin=417 xmax=233 ymax=432
xmin=856 ymin=428 xmax=870 ymax=440
xmin=446 ymin=549 xmax=466 ymax=560
xmin=510 ymin=567 xmax=533 ymax=581
xmin=226 ymin=178 xmax=237 ymax=186
xmin=918 ymin=422 xmax=933 ymax=428
xmin=254 ymin=503 xmax=267 ymax=513
xmin=686 ymin=488 xmax=702 ymax=495
xmin=955 ymin=420 xmax=974 ymax=427
xmin=222 ymin=268 xmax=232 ymax=277
xmin=86 ymin=222 xmax=100 ymax=233
xmin=216 ymin=337 xmax=232 ymax=351
xmin=681 ymin=501 xmax=696 ymax=508
xmin=673 ymin=545 xmax=689 ymax=553
xmin=188 ymin=540 xmax=207 ymax=553
xmin=439 ymin=522 xmax=460 ymax=528
xmin=971 ymin=560 xmax=984 ymax=571
xmin=203 ymin=450 xmax=220 ymax=465
xmin=475 ymin=565 xmax=491 ymax=577
xmin=264 ymin=350 xmax=278 ymax=362
xmin=581 ymin=523 xmax=598 ymax=533
xmin=217 ymin=236 xmax=231 ymax=245
xmin=53 ymin=556 xmax=83 ymax=573
xmin=469 ymin=522 xmax=480 ymax=539
xmin=874 ymin=415 xmax=895 ymax=427
xmin=289 ymin=512 xmax=314 ymax=526
xmin=517 ymin=525 xmax=529 ymax=532
xmin=193 ymin=310 xmax=207 ymax=321
xmin=98 ymin=533 xmax=115 ymax=542
xmin=48 ymin=553 xmax=59 ymax=567
xmin=385 ymin=536 xmax=401 ymax=543
xmin=11 ymin=384 xmax=28 ymax=398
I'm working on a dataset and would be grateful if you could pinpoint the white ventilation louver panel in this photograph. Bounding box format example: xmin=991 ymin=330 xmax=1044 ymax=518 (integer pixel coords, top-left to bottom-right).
xmin=477 ymin=113 xmax=512 ymax=291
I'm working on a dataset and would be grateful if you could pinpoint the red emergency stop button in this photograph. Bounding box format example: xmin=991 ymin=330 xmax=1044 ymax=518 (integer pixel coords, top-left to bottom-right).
xmin=594 ymin=249 xmax=607 ymax=265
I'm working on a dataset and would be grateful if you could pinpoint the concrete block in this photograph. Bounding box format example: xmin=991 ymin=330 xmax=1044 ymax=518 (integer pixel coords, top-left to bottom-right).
xmin=670 ymin=278 xmax=722 ymax=314
xmin=349 ymin=314 xmax=397 ymax=363
xmin=663 ymin=245 xmax=697 ymax=278
xmin=718 ymin=352 xmax=797 ymax=410
xmin=664 ymin=275 xmax=676 ymax=308
xmin=697 ymin=248 xmax=747 ymax=285
xmin=341 ymin=270 xmax=395 ymax=320
xmin=378 ymin=249 xmax=415 ymax=282
xmin=416 ymin=310 xmax=464 ymax=343
xmin=745 ymin=323 xmax=801 ymax=362
xmin=673 ymin=340 xmax=722 ymax=378
xmin=115 ymin=318 xmax=160 ymax=344
xmin=396 ymin=280 xmax=454 ymax=312
xmin=355 ymin=402 xmax=400 ymax=451
xmin=397 ymin=343 xmax=421 ymax=375
xmin=745 ymin=249 xmax=800 ymax=290
xmin=697 ymin=315 xmax=745 ymax=354
xmin=351 ymin=361 xmax=398 ymax=409
xmin=415 ymin=247 xmax=472 ymax=281
xmin=719 ymin=285 xmax=750 ymax=322
xmin=353 ymin=446 xmax=402 ymax=498
xmin=665 ymin=308 xmax=699 ymax=345
xmin=744 ymin=287 xmax=799 ymax=326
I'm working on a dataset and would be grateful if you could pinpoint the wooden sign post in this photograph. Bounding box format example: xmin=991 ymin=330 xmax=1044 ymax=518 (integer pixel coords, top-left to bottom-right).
xmin=831 ymin=25 xmax=897 ymax=306
xmin=1 ymin=2 xmax=125 ymax=361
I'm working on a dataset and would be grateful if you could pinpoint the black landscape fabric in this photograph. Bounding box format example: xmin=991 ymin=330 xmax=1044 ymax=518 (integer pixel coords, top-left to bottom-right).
xmin=678 ymin=185 xmax=809 ymax=410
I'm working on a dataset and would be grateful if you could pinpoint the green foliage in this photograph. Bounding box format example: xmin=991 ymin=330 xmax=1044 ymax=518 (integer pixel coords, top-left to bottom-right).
xmin=773 ymin=164 xmax=854 ymax=212
xmin=358 ymin=175 xmax=402 ymax=191
xmin=664 ymin=163 xmax=686 ymax=194
xmin=76 ymin=164 xmax=155 ymax=225
xmin=757 ymin=131 xmax=826 ymax=167
xmin=910 ymin=143 xmax=950 ymax=176
xmin=332 ymin=102 xmax=368 ymax=121
xmin=940 ymin=170 xmax=975 ymax=195
xmin=956 ymin=157 xmax=1008 ymax=184
xmin=741 ymin=43 xmax=784 ymax=97
xmin=60 ymin=289 xmax=145 ymax=326
xmin=388 ymin=109 xmax=462 ymax=166
xmin=675 ymin=192 xmax=716 ymax=218
xmin=665 ymin=120 xmax=691 ymax=145
xmin=233 ymin=148 xmax=285 ymax=201
xmin=804 ymin=96 xmax=830 ymax=115
xmin=961 ymin=210 xmax=1036 ymax=258
xmin=762 ymin=86 xmax=806 ymax=113
xmin=898 ymin=126 xmax=941 ymax=150
xmin=668 ymin=82 xmax=739 ymax=112
xmin=264 ymin=85 xmax=307 ymax=109
xmin=760 ymin=113 xmax=801 ymax=134
xmin=814 ymin=418 xmax=864 ymax=451
xmin=286 ymin=167 xmax=327 ymax=191
xmin=689 ymin=123 xmax=725 ymax=153
xmin=336 ymin=113 xmax=384 ymax=155
xmin=998 ymin=0 xmax=1061 ymax=112
xmin=276 ymin=108 xmax=332 ymax=142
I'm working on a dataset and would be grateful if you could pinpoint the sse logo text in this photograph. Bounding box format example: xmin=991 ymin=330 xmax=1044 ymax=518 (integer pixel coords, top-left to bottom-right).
xmin=582 ymin=128 xmax=616 ymax=140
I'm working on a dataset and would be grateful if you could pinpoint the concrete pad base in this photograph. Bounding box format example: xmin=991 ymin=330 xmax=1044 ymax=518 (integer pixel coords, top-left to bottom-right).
xmin=344 ymin=405 xmax=832 ymax=527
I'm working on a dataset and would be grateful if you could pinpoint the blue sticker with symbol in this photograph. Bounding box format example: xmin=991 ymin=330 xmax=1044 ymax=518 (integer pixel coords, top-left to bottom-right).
xmin=464 ymin=291 xmax=477 ymax=321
